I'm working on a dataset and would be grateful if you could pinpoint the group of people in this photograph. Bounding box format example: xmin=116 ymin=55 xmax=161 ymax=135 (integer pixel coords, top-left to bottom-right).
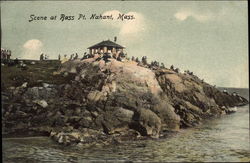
xmin=170 ymin=65 xmax=179 ymax=73
xmin=1 ymin=48 xmax=11 ymax=63
xmin=56 ymin=51 xmax=184 ymax=75
xmin=131 ymin=56 xmax=166 ymax=70
xmin=95 ymin=51 xmax=128 ymax=63
xmin=82 ymin=51 xmax=128 ymax=62
xmin=81 ymin=52 xmax=97 ymax=60
xmin=58 ymin=50 xmax=130 ymax=63
xmin=59 ymin=52 xmax=91 ymax=61
xmin=184 ymin=70 xmax=193 ymax=75
xmin=40 ymin=53 xmax=49 ymax=61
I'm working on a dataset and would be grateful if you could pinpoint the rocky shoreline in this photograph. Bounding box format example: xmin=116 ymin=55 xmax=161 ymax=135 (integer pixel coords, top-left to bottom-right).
xmin=2 ymin=58 xmax=248 ymax=146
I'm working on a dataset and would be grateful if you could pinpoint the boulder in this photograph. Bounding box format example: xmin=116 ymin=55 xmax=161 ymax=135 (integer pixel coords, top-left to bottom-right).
xmin=132 ymin=108 xmax=161 ymax=138
xmin=33 ymin=100 xmax=48 ymax=108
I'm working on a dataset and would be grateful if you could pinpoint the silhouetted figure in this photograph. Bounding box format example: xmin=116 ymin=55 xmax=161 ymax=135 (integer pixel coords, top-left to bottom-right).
xmin=170 ymin=65 xmax=174 ymax=70
xmin=40 ymin=53 xmax=44 ymax=61
xmin=142 ymin=56 xmax=148 ymax=65
xmin=156 ymin=61 xmax=159 ymax=67
xmin=160 ymin=63 xmax=165 ymax=68
xmin=103 ymin=53 xmax=111 ymax=63
xmin=117 ymin=56 xmax=122 ymax=61
xmin=58 ymin=54 xmax=61 ymax=61
xmin=14 ymin=58 xmax=19 ymax=65
xmin=117 ymin=52 xmax=126 ymax=62
xmin=131 ymin=56 xmax=135 ymax=61
xmin=6 ymin=50 xmax=11 ymax=60
xmin=174 ymin=68 xmax=179 ymax=73
xmin=135 ymin=57 xmax=140 ymax=63
xmin=81 ymin=52 xmax=87 ymax=60
xmin=74 ymin=53 xmax=78 ymax=60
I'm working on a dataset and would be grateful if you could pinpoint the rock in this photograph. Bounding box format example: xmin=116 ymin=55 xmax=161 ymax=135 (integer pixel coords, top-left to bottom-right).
xmin=227 ymin=107 xmax=238 ymax=114
xmin=23 ymin=86 xmax=58 ymax=100
xmin=87 ymin=91 xmax=104 ymax=102
xmin=34 ymin=100 xmax=48 ymax=108
xmin=15 ymin=110 xmax=27 ymax=117
xmin=75 ymin=107 xmax=82 ymax=114
xmin=2 ymin=58 xmax=248 ymax=146
xmin=79 ymin=116 xmax=92 ymax=127
xmin=31 ymin=61 xmax=36 ymax=65
xmin=75 ymin=76 xmax=80 ymax=81
xmin=42 ymin=83 xmax=50 ymax=88
xmin=63 ymin=72 xmax=68 ymax=77
xmin=9 ymin=86 xmax=15 ymax=90
xmin=91 ymin=111 xmax=99 ymax=117
xmin=58 ymin=134 xmax=64 ymax=144
xmin=80 ymin=74 xmax=85 ymax=79
xmin=132 ymin=108 xmax=161 ymax=138
xmin=115 ymin=107 xmax=134 ymax=122
xmin=21 ymin=82 xmax=28 ymax=88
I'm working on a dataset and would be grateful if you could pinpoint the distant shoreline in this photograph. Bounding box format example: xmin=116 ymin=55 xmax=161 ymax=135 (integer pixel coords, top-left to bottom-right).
xmin=218 ymin=87 xmax=249 ymax=90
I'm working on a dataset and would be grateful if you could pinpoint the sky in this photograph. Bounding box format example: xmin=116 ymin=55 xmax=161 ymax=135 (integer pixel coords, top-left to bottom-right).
xmin=1 ymin=1 xmax=248 ymax=88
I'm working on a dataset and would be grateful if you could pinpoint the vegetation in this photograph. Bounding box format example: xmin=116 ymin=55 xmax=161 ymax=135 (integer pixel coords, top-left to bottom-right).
xmin=1 ymin=60 xmax=75 ymax=90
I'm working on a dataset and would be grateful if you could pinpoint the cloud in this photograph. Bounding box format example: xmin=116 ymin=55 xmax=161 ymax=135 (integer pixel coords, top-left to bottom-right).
xmin=23 ymin=39 xmax=43 ymax=50
xmin=174 ymin=9 xmax=214 ymax=22
xmin=102 ymin=10 xmax=146 ymax=41
xmin=21 ymin=39 xmax=43 ymax=59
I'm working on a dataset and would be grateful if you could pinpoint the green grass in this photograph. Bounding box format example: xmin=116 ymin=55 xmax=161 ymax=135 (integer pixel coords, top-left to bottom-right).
xmin=1 ymin=60 xmax=75 ymax=90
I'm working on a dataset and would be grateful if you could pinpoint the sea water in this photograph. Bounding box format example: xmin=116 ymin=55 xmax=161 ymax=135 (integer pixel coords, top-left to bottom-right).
xmin=2 ymin=88 xmax=249 ymax=162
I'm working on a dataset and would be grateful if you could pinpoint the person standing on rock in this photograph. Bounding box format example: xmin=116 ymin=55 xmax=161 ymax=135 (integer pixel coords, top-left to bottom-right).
xmin=135 ymin=57 xmax=140 ymax=63
xmin=74 ymin=53 xmax=78 ymax=60
xmin=103 ymin=53 xmax=111 ymax=63
xmin=142 ymin=56 xmax=148 ymax=65
xmin=81 ymin=52 xmax=87 ymax=60
xmin=14 ymin=58 xmax=19 ymax=65
xmin=58 ymin=54 xmax=61 ymax=61
xmin=44 ymin=54 xmax=48 ymax=60
xmin=40 ymin=53 xmax=44 ymax=61
xmin=160 ymin=63 xmax=165 ymax=68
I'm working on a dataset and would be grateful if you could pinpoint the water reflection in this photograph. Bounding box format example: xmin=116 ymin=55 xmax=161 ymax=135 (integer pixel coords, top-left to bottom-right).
xmin=3 ymin=104 xmax=249 ymax=162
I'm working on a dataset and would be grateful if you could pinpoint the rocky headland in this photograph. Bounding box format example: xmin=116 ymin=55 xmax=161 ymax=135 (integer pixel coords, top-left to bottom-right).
xmin=2 ymin=57 xmax=248 ymax=146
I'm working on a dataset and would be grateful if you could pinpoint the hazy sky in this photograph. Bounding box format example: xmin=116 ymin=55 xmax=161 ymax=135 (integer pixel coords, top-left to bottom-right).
xmin=1 ymin=1 xmax=248 ymax=88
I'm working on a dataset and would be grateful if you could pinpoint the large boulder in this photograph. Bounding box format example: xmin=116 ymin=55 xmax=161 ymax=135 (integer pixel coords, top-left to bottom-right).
xmin=132 ymin=108 xmax=161 ymax=138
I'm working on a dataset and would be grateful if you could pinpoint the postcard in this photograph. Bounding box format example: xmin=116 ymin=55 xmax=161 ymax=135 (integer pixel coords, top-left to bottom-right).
xmin=1 ymin=1 xmax=249 ymax=162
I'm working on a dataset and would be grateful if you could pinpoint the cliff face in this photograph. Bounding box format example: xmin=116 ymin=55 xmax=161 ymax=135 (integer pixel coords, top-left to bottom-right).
xmin=58 ymin=59 xmax=180 ymax=137
xmin=155 ymin=68 xmax=248 ymax=128
xmin=2 ymin=59 xmax=248 ymax=145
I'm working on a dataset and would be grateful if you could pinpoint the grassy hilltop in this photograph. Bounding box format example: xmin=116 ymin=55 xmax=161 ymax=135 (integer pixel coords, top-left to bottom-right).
xmin=1 ymin=60 xmax=74 ymax=90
